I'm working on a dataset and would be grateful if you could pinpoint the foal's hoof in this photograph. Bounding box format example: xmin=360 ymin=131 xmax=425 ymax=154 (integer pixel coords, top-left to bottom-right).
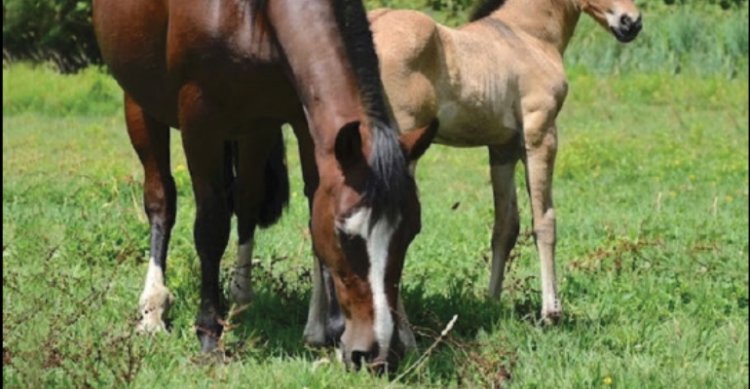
xmin=541 ymin=300 xmax=563 ymax=325
xmin=229 ymin=278 xmax=253 ymax=306
xmin=137 ymin=286 xmax=174 ymax=334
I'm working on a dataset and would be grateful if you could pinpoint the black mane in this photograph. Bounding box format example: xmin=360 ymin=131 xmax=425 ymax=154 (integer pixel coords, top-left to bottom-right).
xmin=469 ymin=0 xmax=507 ymax=22
xmin=332 ymin=0 xmax=410 ymax=223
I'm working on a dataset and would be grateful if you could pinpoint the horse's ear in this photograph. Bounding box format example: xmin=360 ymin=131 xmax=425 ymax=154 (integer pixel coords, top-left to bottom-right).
xmin=335 ymin=121 xmax=364 ymax=168
xmin=400 ymin=118 xmax=439 ymax=161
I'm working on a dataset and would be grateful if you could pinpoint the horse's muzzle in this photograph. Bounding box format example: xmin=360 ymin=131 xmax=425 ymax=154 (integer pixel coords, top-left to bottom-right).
xmin=612 ymin=14 xmax=642 ymax=43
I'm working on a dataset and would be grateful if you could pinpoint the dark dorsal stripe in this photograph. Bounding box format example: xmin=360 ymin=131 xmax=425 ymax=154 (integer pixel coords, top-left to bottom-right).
xmin=469 ymin=0 xmax=508 ymax=22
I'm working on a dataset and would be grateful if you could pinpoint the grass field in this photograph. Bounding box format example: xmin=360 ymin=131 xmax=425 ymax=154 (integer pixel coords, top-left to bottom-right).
xmin=3 ymin=6 xmax=749 ymax=388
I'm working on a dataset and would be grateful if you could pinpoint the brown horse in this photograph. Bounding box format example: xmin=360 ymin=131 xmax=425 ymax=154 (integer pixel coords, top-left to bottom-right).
xmin=367 ymin=0 xmax=642 ymax=322
xmin=93 ymin=0 xmax=436 ymax=371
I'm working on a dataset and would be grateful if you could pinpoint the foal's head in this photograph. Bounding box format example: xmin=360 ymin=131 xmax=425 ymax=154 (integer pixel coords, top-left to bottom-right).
xmin=311 ymin=119 xmax=437 ymax=372
xmin=577 ymin=0 xmax=642 ymax=42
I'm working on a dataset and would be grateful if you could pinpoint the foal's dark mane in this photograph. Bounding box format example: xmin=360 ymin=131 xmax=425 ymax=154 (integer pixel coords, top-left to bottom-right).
xmin=469 ymin=0 xmax=507 ymax=21
xmin=332 ymin=0 xmax=410 ymax=222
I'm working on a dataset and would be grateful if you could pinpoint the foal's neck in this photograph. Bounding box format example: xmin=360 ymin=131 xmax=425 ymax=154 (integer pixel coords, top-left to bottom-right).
xmin=488 ymin=0 xmax=581 ymax=55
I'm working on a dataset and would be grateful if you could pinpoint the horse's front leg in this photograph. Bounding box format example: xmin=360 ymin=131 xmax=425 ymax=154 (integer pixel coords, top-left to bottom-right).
xmin=522 ymin=110 xmax=562 ymax=324
xmin=125 ymin=94 xmax=177 ymax=333
xmin=291 ymin=119 xmax=346 ymax=347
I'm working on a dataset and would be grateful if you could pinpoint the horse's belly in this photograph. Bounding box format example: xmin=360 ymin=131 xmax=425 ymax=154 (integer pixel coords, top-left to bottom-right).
xmin=434 ymin=101 xmax=518 ymax=147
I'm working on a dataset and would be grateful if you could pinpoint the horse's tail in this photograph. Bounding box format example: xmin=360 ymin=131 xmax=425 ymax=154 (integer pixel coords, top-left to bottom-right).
xmin=258 ymin=128 xmax=290 ymax=228
xmin=333 ymin=0 xmax=410 ymax=221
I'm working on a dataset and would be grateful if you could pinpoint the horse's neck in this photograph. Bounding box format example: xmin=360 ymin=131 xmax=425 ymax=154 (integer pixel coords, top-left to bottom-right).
xmin=489 ymin=0 xmax=581 ymax=55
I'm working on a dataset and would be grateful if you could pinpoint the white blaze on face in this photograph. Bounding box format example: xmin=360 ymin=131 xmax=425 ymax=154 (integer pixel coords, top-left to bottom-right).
xmin=339 ymin=207 xmax=400 ymax=353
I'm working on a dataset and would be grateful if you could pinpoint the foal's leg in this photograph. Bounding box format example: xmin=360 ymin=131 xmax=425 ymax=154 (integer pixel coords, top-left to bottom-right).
xmin=487 ymin=144 xmax=520 ymax=299
xmin=291 ymin=119 xmax=345 ymax=347
xmin=522 ymin=108 xmax=562 ymax=323
xmin=125 ymin=94 xmax=177 ymax=333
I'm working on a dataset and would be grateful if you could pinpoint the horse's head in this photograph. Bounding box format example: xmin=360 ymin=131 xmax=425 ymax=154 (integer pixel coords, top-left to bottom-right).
xmin=577 ymin=0 xmax=642 ymax=42
xmin=311 ymin=119 xmax=437 ymax=372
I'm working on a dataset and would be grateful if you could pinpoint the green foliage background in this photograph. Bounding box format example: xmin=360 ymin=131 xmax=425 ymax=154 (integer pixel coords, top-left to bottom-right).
xmin=2 ymin=0 xmax=748 ymax=73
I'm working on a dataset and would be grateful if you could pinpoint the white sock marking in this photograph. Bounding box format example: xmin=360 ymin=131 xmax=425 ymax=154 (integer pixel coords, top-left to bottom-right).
xmin=235 ymin=241 xmax=254 ymax=277
xmin=141 ymin=257 xmax=164 ymax=301
xmin=231 ymin=241 xmax=254 ymax=303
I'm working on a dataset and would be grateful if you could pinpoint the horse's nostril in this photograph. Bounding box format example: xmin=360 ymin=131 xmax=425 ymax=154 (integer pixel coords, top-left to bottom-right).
xmin=620 ymin=14 xmax=632 ymax=27
xmin=350 ymin=350 xmax=368 ymax=369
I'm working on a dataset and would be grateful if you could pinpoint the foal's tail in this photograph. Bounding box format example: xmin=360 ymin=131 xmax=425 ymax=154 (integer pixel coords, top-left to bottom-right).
xmin=258 ymin=128 xmax=290 ymax=228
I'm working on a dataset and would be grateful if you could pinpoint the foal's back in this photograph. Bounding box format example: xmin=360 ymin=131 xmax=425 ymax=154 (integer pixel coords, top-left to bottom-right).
xmin=370 ymin=9 xmax=565 ymax=146
xmin=94 ymin=0 xmax=301 ymax=130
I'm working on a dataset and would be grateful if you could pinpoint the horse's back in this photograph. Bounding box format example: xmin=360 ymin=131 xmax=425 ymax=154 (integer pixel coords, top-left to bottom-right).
xmin=369 ymin=9 xmax=445 ymax=132
xmin=93 ymin=0 xmax=299 ymax=129
xmin=94 ymin=0 xmax=174 ymax=120
xmin=369 ymin=9 xmax=440 ymax=64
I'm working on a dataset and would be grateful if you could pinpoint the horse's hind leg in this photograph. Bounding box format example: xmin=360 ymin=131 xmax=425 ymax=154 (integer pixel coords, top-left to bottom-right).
xmin=487 ymin=144 xmax=520 ymax=299
xmin=230 ymin=122 xmax=286 ymax=305
xmin=125 ymin=94 xmax=176 ymax=333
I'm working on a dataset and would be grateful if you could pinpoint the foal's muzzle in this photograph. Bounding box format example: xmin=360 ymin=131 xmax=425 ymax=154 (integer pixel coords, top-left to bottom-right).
xmin=612 ymin=14 xmax=642 ymax=43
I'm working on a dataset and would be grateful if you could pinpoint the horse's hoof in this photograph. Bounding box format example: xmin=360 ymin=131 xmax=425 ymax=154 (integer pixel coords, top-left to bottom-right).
xmin=199 ymin=335 xmax=220 ymax=354
xmin=303 ymin=327 xmax=329 ymax=348
xmin=192 ymin=347 xmax=226 ymax=365
xmin=197 ymin=327 xmax=223 ymax=354
xmin=398 ymin=325 xmax=418 ymax=353
xmin=229 ymin=279 xmax=253 ymax=305
xmin=137 ymin=286 xmax=174 ymax=333
xmin=541 ymin=300 xmax=563 ymax=325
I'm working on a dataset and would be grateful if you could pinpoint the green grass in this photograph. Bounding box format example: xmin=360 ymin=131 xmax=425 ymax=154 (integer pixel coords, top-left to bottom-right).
xmin=3 ymin=8 xmax=749 ymax=386
xmin=2 ymin=63 xmax=121 ymax=116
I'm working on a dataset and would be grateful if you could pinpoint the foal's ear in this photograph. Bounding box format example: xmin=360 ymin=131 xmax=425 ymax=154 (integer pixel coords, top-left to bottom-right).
xmin=335 ymin=121 xmax=365 ymax=168
xmin=399 ymin=118 xmax=439 ymax=161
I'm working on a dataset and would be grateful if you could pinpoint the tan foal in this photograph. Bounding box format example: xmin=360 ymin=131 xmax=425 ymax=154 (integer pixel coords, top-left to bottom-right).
xmin=369 ymin=0 xmax=642 ymax=322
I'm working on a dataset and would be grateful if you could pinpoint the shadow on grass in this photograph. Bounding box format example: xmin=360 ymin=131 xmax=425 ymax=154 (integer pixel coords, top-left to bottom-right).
xmin=219 ymin=276 xmax=517 ymax=383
